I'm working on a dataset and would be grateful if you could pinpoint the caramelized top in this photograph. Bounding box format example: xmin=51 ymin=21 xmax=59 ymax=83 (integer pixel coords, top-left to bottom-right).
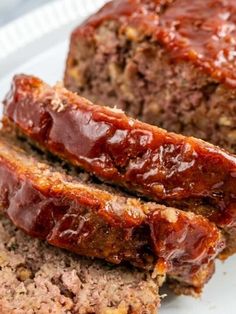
xmin=74 ymin=0 xmax=236 ymax=89
xmin=0 ymin=134 xmax=224 ymax=287
xmin=3 ymin=75 xmax=236 ymax=229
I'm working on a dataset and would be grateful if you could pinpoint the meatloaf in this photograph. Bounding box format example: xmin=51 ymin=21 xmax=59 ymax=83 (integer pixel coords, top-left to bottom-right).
xmin=64 ymin=0 xmax=236 ymax=153
xmin=0 ymin=215 xmax=160 ymax=314
xmin=3 ymin=74 xmax=235 ymax=259
xmin=0 ymin=132 xmax=224 ymax=295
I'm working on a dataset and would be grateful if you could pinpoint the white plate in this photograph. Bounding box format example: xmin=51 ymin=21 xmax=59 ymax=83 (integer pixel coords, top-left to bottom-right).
xmin=0 ymin=1 xmax=235 ymax=313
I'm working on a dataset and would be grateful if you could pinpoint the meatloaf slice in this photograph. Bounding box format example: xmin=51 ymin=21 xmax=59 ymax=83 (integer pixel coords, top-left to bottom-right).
xmin=3 ymin=74 xmax=235 ymax=259
xmin=0 ymin=215 xmax=160 ymax=314
xmin=0 ymin=132 xmax=224 ymax=295
xmin=64 ymin=0 xmax=236 ymax=153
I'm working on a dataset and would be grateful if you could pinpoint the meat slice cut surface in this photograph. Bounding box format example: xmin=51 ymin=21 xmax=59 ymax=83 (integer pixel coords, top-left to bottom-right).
xmin=0 ymin=133 xmax=224 ymax=294
xmin=0 ymin=215 xmax=160 ymax=314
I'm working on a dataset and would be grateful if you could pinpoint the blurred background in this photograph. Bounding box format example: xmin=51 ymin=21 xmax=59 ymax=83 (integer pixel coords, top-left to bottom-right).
xmin=0 ymin=0 xmax=55 ymax=26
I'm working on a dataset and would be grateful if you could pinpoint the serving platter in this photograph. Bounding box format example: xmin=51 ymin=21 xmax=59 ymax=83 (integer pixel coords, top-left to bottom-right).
xmin=0 ymin=1 xmax=235 ymax=313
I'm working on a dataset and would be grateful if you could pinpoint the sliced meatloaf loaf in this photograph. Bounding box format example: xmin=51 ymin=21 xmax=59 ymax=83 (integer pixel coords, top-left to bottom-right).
xmin=0 ymin=214 xmax=160 ymax=314
xmin=64 ymin=0 xmax=236 ymax=153
xmin=3 ymin=74 xmax=235 ymax=261
xmin=0 ymin=132 xmax=224 ymax=295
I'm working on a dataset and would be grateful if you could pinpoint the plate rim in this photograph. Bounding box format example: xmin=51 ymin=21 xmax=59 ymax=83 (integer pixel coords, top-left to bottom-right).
xmin=0 ymin=0 xmax=107 ymax=61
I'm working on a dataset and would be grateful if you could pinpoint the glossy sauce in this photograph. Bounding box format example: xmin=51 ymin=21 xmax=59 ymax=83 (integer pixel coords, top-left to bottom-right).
xmin=76 ymin=0 xmax=236 ymax=89
xmin=4 ymin=75 xmax=236 ymax=230
xmin=0 ymin=136 xmax=224 ymax=288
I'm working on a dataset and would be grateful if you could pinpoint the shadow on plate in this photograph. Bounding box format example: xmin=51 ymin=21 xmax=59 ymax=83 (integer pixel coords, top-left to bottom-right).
xmin=160 ymin=284 xmax=178 ymax=305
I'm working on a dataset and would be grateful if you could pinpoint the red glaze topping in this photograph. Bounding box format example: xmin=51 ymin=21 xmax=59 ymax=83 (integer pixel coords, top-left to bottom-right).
xmin=0 ymin=135 xmax=224 ymax=288
xmin=3 ymin=75 xmax=236 ymax=230
xmin=75 ymin=0 xmax=236 ymax=89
